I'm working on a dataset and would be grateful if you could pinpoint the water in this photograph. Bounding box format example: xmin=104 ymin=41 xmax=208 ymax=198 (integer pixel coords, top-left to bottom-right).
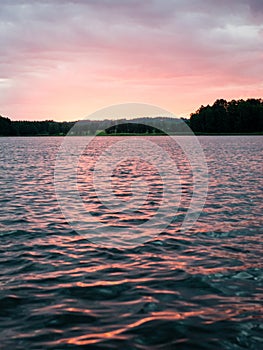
xmin=0 ymin=136 xmax=262 ymax=349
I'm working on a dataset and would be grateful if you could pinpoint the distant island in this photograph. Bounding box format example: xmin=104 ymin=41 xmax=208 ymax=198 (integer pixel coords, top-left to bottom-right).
xmin=1 ymin=98 xmax=262 ymax=136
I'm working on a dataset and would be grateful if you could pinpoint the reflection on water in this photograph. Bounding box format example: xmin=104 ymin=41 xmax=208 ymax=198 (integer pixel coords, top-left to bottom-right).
xmin=0 ymin=136 xmax=262 ymax=349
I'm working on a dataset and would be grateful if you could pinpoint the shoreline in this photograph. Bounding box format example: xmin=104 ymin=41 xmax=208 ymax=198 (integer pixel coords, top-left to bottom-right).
xmin=1 ymin=132 xmax=263 ymax=137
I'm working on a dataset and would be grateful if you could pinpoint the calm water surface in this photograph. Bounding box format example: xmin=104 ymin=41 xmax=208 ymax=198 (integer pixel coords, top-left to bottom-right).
xmin=0 ymin=136 xmax=262 ymax=349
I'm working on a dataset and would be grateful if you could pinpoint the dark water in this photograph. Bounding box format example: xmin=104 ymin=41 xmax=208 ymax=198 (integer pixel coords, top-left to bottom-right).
xmin=0 ymin=136 xmax=262 ymax=349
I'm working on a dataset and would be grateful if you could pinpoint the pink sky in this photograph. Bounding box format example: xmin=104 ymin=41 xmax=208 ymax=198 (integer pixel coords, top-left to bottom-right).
xmin=0 ymin=0 xmax=263 ymax=121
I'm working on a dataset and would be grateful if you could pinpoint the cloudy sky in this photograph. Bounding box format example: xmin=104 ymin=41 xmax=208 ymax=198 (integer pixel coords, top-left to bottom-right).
xmin=0 ymin=0 xmax=262 ymax=121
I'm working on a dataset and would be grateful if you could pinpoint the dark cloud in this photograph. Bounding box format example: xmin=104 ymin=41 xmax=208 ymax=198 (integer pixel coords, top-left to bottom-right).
xmin=248 ymin=0 xmax=263 ymax=12
xmin=0 ymin=0 xmax=260 ymax=57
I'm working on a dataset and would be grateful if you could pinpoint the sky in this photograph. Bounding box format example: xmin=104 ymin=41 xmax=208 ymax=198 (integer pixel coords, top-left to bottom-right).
xmin=0 ymin=0 xmax=263 ymax=121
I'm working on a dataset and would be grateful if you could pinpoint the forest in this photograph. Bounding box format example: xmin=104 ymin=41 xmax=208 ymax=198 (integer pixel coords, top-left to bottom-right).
xmin=0 ymin=98 xmax=263 ymax=136
xmin=190 ymin=98 xmax=263 ymax=133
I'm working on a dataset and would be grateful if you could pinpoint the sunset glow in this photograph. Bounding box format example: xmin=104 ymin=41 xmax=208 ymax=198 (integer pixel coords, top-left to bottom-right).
xmin=1 ymin=0 xmax=263 ymax=121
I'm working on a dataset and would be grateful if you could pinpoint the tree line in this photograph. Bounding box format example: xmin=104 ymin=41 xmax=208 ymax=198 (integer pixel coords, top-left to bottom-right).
xmin=0 ymin=98 xmax=262 ymax=136
xmin=190 ymin=98 xmax=263 ymax=133
xmin=0 ymin=116 xmax=188 ymax=136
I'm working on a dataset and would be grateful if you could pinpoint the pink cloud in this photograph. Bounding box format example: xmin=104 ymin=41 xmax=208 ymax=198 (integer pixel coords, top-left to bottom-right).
xmin=0 ymin=0 xmax=262 ymax=120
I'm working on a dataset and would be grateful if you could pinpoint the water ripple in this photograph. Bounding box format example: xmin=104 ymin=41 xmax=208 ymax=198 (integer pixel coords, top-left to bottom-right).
xmin=0 ymin=136 xmax=262 ymax=349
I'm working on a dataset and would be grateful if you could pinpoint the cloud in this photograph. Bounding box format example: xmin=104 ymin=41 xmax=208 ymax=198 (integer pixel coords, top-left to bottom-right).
xmin=249 ymin=0 xmax=263 ymax=13
xmin=0 ymin=0 xmax=262 ymax=120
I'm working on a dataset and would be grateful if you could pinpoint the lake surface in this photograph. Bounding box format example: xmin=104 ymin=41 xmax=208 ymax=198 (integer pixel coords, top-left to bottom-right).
xmin=0 ymin=136 xmax=262 ymax=349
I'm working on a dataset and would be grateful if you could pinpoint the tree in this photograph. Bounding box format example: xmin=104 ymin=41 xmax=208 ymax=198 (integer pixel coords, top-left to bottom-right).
xmin=0 ymin=116 xmax=17 ymax=136
xmin=190 ymin=98 xmax=263 ymax=133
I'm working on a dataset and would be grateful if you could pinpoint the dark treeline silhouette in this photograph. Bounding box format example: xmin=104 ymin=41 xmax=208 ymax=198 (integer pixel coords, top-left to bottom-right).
xmin=105 ymin=122 xmax=166 ymax=135
xmin=0 ymin=115 xmax=17 ymax=136
xmin=0 ymin=117 xmax=75 ymax=136
xmin=0 ymin=98 xmax=262 ymax=136
xmin=65 ymin=117 xmax=189 ymax=135
xmin=0 ymin=116 xmax=188 ymax=136
xmin=190 ymin=98 xmax=263 ymax=133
